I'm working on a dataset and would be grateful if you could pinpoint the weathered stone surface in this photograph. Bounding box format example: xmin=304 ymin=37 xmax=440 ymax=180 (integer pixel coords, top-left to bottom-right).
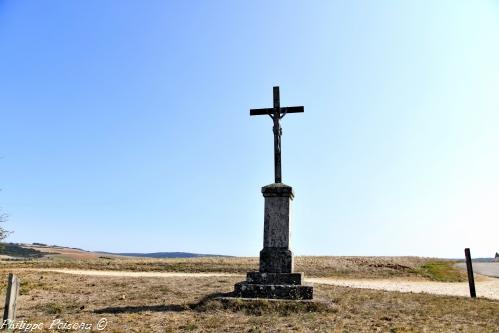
xmin=246 ymin=272 xmax=303 ymax=285
xmin=234 ymin=282 xmax=313 ymax=300
xmin=241 ymin=88 xmax=312 ymax=300
xmin=232 ymin=182 xmax=313 ymax=300
xmin=262 ymin=183 xmax=294 ymax=198
xmin=263 ymin=197 xmax=291 ymax=248
xmin=259 ymin=247 xmax=293 ymax=273
xmin=260 ymin=183 xmax=294 ymax=274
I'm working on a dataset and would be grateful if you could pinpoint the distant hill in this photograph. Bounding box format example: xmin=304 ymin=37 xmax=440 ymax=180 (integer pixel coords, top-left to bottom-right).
xmin=0 ymin=243 xmax=45 ymax=258
xmin=471 ymin=257 xmax=496 ymax=263
xmin=1 ymin=243 xmax=231 ymax=260
xmin=111 ymin=252 xmax=231 ymax=258
xmin=455 ymin=257 xmax=495 ymax=263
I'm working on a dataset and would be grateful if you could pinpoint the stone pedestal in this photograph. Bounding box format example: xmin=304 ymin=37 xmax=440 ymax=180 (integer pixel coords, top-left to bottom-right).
xmin=234 ymin=183 xmax=313 ymax=300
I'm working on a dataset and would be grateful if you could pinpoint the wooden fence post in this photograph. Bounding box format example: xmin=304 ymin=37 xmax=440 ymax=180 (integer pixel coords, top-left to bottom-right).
xmin=2 ymin=273 xmax=20 ymax=330
xmin=464 ymin=248 xmax=476 ymax=298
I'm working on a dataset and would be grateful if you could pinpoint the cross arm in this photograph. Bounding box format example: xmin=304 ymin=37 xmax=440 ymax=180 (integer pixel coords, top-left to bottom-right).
xmin=249 ymin=106 xmax=304 ymax=116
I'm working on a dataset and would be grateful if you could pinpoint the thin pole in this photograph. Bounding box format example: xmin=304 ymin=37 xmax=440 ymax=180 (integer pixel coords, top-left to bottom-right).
xmin=2 ymin=273 xmax=20 ymax=331
xmin=464 ymin=248 xmax=476 ymax=298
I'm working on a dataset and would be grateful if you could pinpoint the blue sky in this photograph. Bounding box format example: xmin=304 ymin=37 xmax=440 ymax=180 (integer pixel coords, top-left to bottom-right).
xmin=1 ymin=1 xmax=498 ymax=258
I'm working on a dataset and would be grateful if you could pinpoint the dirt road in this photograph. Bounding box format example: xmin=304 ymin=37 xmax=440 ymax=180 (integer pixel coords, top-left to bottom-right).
xmin=308 ymin=277 xmax=499 ymax=300
xmin=26 ymin=268 xmax=499 ymax=300
xmin=455 ymin=262 xmax=499 ymax=278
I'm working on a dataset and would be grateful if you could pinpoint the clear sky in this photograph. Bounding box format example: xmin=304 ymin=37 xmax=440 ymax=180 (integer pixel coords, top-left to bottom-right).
xmin=1 ymin=1 xmax=498 ymax=258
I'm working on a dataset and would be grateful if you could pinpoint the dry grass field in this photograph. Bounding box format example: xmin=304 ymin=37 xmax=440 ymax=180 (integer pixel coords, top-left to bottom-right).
xmin=0 ymin=254 xmax=467 ymax=281
xmin=1 ymin=250 xmax=498 ymax=332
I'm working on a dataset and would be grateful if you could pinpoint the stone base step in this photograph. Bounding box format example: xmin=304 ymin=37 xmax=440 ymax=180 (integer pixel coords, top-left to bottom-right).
xmin=234 ymin=282 xmax=313 ymax=300
xmin=246 ymin=271 xmax=303 ymax=285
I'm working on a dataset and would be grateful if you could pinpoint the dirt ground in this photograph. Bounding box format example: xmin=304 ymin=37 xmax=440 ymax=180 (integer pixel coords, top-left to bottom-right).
xmin=1 ymin=268 xmax=498 ymax=333
xmin=0 ymin=254 xmax=462 ymax=280
xmin=19 ymin=268 xmax=499 ymax=300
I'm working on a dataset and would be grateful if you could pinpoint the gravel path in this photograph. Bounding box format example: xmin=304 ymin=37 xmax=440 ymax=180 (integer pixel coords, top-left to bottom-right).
xmin=308 ymin=277 xmax=499 ymax=300
xmin=455 ymin=262 xmax=499 ymax=278
xmin=29 ymin=269 xmax=499 ymax=300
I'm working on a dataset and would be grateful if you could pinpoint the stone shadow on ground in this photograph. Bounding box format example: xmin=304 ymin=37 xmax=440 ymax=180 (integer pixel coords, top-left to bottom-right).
xmin=94 ymin=291 xmax=334 ymax=315
xmin=93 ymin=304 xmax=189 ymax=314
xmin=93 ymin=292 xmax=234 ymax=314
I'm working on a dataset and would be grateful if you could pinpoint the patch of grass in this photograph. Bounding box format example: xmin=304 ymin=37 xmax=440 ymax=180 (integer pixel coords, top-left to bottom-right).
xmin=20 ymin=280 xmax=33 ymax=295
xmin=20 ymin=279 xmax=47 ymax=295
xmin=179 ymin=323 xmax=198 ymax=331
xmin=45 ymin=302 xmax=64 ymax=315
xmin=414 ymin=261 xmax=466 ymax=282
xmin=0 ymin=256 xmax=442 ymax=279
xmin=195 ymin=297 xmax=336 ymax=316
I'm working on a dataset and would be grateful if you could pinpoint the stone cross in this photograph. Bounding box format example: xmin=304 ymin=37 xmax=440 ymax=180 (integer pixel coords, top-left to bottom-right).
xmin=233 ymin=86 xmax=313 ymax=300
xmin=250 ymin=86 xmax=304 ymax=183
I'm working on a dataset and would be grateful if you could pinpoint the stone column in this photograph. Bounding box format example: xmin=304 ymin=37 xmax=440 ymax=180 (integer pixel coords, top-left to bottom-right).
xmin=259 ymin=183 xmax=294 ymax=273
xmin=233 ymin=183 xmax=313 ymax=300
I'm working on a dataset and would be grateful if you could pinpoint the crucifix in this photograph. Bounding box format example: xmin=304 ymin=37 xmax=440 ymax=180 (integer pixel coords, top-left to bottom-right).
xmin=250 ymin=86 xmax=304 ymax=183
xmin=233 ymin=86 xmax=312 ymax=299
